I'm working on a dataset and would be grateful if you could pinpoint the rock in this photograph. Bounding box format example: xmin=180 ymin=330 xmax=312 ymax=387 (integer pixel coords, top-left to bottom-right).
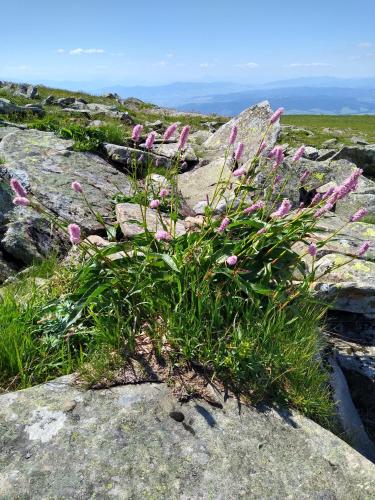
xmin=189 ymin=129 xmax=213 ymax=145
xmin=155 ymin=142 xmax=198 ymax=163
xmin=203 ymin=101 xmax=280 ymax=162
xmin=331 ymin=145 xmax=375 ymax=177
xmin=145 ymin=173 xmax=171 ymax=192
xmin=0 ymin=251 xmax=17 ymax=282
xmin=23 ymin=104 xmax=45 ymax=116
xmin=103 ymin=92 xmax=120 ymax=99
xmin=0 ymin=129 xmax=133 ymax=264
xmin=0 ymin=376 xmax=374 ymax=498
xmin=14 ymin=84 xmax=39 ymax=99
xmin=88 ymin=119 xmax=104 ymax=127
xmin=313 ymin=253 xmax=375 ymax=318
xmin=303 ymin=146 xmax=320 ymax=160
xmin=103 ymin=143 xmax=172 ymax=169
xmin=145 ymin=119 xmax=164 ymax=130
xmin=116 ymin=202 xmax=185 ymax=238
xmin=42 ymin=95 xmax=55 ymax=105
xmin=321 ymin=138 xmax=339 ymax=148
xmin=56 ymin=97 xmax=76 ymax=107
xmin=351 ymin=136 xmax=369 ymax=146
xmin=0 ymin=98 xmax=44 ymax=116
xmin=0 ymin=126 xmax=21 ymax=140
xmin=316 ymin=149 xmax=337 ymax=161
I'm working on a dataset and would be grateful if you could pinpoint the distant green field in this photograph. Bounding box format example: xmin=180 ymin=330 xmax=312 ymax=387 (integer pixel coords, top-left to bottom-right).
xmin=281 ymin=115 xmax=375 ymax=148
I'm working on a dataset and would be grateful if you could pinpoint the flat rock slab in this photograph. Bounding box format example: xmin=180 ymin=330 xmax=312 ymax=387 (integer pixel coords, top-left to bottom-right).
xmin=0 ymin=376 xmax=374 ymax=499
xmin=314 ymin=253 xmax=375 ymax=318
xmin=0 ymin=129 xmax=133 ymax=265
xmin=103 ymin=143 xmax=172 ymax=168
xmin=116 ymin=202 xmax=186 ymax=238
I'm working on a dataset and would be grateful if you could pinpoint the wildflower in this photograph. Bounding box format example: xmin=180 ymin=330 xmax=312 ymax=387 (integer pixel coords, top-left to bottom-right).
xmin=314 ymin=202 xmax=334 ymax=218
xmin=310 ymin=192 xmax=322 ymax=206
xmin=232 ymin=166 xmax=246 ymax=177
xmin=299 ymin=170 xmax=310 ymax=184
xmin=226 ymin=255 xmax=238 ymax=266
xmin=259 ymin=141 xmax=267 ymax=153
xmin=10 ymin=178 xmax=27 ymax=197
xmin=229 ymin=125 xmax=238 ymax=145
xmin=268 ymin=147 xmax=277 ymax=159
xmin=274 ymin=174 xmax=282 ymax=185
xmin=257 ymin=227 xmax=267 ymax=235
xmin=272 ymin=146 xmax=284 ymax=169
xmin=322 ymin=186 xmax=335 ymax=201
xmin=217 ymin=217 xmax=230 ymax=233
xmin=163 ymin=123 xmax=178 ymax=141
xmin=138 ymin=153 xmax=145 ymax=163
xmin=145 ymin=131 xmax=157 ymax=150
xmin=234 ymin=142 xmax=245 ymax=162
xmin=149 ymin=199 xmax=161 ymax=209
xmin=178 ymin=125 xmax=190 ymax=150
xmin=159 ymin=188 xmax=169 ymax=198
xmin=131 ymin=124 xmax=143 ymax=142
xmin=244 ymin=200 xmax=265 ymax=214
xmin=68 ymin=223 xmax=81 ymax=245
xmin=292 ymin=145 xmax=305 ymax=162
xmin=271 ymin=198 xmax=292 ymax=218
xmin=270 ymin=107 xmax=284 ymax=124
xmin=308 ymin=243 xmax=317 ymax=257
xmin=332 ymin=168 xmax=363 ymax=202
xmin=181 ymin=161 xmax=188 ymax=170
xmin=358 ymin=241 xmax=370 ymax=257
xmin=155 ymin=230 xmax=172 ymax=242
xmin=71 ymin=181 xmax=83 ymax=193
xmin=350 ymin=208 xmax=367 ymax=222
xmin=13 ymin=196 xmax=30 ymax=206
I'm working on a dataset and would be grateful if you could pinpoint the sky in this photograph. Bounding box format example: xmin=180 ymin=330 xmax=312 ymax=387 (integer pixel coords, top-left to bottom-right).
xmin=1 ymin=0 xmax=375 ymax=87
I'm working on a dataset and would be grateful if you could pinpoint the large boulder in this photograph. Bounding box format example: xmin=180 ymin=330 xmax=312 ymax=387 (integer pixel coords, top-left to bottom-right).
xmin=178 ymin=102 xmax=280 ymax=210
xmin=13 ymin=84 xmax=39 ymax=99
xmin=331 ymin=144 xmax=375 ymax=177
xmin=0 ymin=376 xmax=374 ymax=499
xmin=203 ymin=100 xmax=281 ymax=161
xmin=0 ymin=129 xmax=133 ymax=266
xmin=103 ymin=143 xmax=172 ymax=169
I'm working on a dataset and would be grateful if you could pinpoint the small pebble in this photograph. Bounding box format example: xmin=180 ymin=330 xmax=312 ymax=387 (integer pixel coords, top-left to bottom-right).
xmin=169 ymin=411 xmax=185 ymax=422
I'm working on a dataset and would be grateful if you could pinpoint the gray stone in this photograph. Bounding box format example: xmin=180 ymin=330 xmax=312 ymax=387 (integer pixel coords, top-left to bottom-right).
xmin=0 ymin=98 xmax=19 ymax=114
xmin=0 ymin=251 xmax=17 ymax=283
xmin=331 ymin=145 xmax=375 ymax=177
xmin=155 ymin=142 xmax=198 ymax=163
xmin=14 ymin=84 xmax=39 ymax=99
xmin=23 ymin=104 xmax=45 ymax=116
xmin=0 ymin=129 xmax=133 ymax=264
xmin=42 ymin=95 xmax=55 ymax=105
xmin=56 ymin=97 xmax=76 ymax=107
xmin=303 ymin=146 xmax=320 ymax=160
xmin=203 ymin=101 xmax=280 ymax=162
xmin=103 ymin=143 xmax=172 ymax=169
xmin=0 ymin=376 xmax=374 ymax=499
xmin=116 ymin=202 xmax=185 ymax=238
xmin=0 ymin=126 xmax=20 ymax=140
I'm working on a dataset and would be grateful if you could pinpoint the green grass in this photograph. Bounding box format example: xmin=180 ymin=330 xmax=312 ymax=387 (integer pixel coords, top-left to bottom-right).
xmin=281 ymin=115 xmax=375 ymax=148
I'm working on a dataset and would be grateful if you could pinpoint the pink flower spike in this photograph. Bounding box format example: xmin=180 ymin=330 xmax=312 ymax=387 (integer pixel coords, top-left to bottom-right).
xmin=71 ymin=181 xmax=83 ymax=193
xmin=268 ymin=147 xmax=277 ymax=159
xmin=299 ymin=170 xmax=310 ymax=184
xmin=145 ymin=131 xmax=156 ymax=150
xmin=270 ymin=107 xmax=284 ymax=124
xmin=149 ymin=199 xmax=161 ymax=209
xmin=271 ymin=198 xmax=292 ymax=218
xmin=217 ymin=217 xmax=230 ymax=233
xmin=310 ymin=193 xmax=322 ymax=206
xmin=13 ymin=196 xmax=30 ymax=206
xmin=10 ymin=178 xmax=27 ymax=197
xmin=308 ymin=243 xmax=317 ymax=257
xmin=234 ymin=142 xmax=244 ymax=162
xmin=257 ymin=227 xmax=267 ymax=235
xmin=155 ymin=230 xmax=172 ymax=242
xmin=226 ymin=255 xmax=238 ymax=266
xmin=272 ymin=146 xmax=284 ymax=169
xmin=131 ymin=124 xmax=143 ymax=142
xmin=232 ymin=166 xmax=246 ymax=177
xmin=244 ymin=200 xmax=265 ymax=214
xmin=322 ymin=187 xmax=335 ymax=201
xmin=163 ymin=123 xmax=178 ymax=141
xmin=68 ymin=223 xmax=81 ymax=245
xmin=229 ymin=125 xmax=238 ymax=145
xmin=358 ymin=241 xmax=370 ymax=257
xmin=259 ymin=141 xmax=267 ymax=153
xmin=159 ymin=188 xmax=169 ymax=198
xmin=178 ymin=125 xmax=190 ymax=150
xmin=292 ymin=145 xmax=305 ymax=162
xmin=350 ymin=208 xmax=367 ymax=222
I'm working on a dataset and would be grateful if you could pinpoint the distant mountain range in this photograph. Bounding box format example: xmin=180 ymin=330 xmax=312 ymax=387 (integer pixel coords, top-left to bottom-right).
xmin=100 ymin=77 xmax=375 ymax=116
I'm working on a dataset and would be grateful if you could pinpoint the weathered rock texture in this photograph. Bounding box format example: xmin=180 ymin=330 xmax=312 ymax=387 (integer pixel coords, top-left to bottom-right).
xmin=0 ymin=129 xmax=133 ymax=265
xmin=0 ymin=376 xmax=374 ymax=499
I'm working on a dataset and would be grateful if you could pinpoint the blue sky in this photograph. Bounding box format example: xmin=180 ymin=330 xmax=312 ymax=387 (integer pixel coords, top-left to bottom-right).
xmin=2 ymin=0 xmax=375 ymax=86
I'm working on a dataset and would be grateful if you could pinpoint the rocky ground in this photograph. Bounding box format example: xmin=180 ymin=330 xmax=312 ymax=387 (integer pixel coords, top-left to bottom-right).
xmin=1 ymin=82 xmax=375 ymax=495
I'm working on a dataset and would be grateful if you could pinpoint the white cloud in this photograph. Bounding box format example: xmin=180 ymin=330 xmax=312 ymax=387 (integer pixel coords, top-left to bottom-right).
xmin=234 ymin=62 xmax=259 ymax=69
xmin=289 ymin=62 xmax=332 ymax=67
xmin=358 ymin=42 xmax=373 ymax=48
xmin=69 ymin=48 xmax=105 ymax=55
xmin=152 ymin=60 xmax=167 ymax=67
xmin=3 ymin=65 xmax=31 ymax=72
xmin=57 ymin=48 xmax=65 ymax=53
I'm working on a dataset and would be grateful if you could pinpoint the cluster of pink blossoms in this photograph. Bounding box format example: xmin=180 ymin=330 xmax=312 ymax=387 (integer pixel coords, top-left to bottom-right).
xmin=268 ymin=146 xmax=284 ymax=170
xmin=271 ymin=198 xmax=292 ymax=218
xmin=244 ymin=200 xmax=265 ymax=215
xmin=217 ymin=217 xmax=230 ymax=233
